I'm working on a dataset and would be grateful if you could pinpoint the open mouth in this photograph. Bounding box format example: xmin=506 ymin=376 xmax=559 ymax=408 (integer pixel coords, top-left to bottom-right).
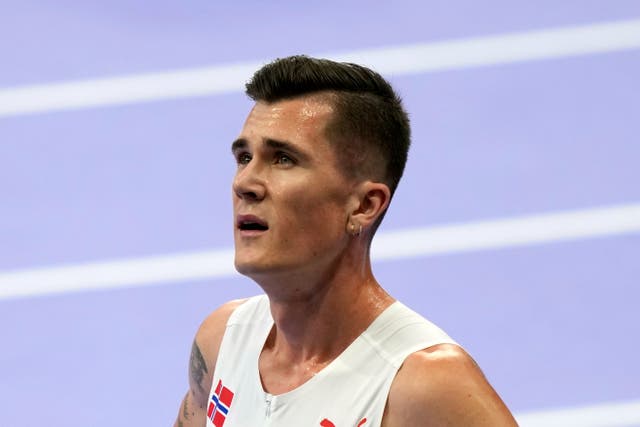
xmin=237 ymin=215 xmax=269 ymax=232
xmin=239 ymin=221 xmax=268 ymax=231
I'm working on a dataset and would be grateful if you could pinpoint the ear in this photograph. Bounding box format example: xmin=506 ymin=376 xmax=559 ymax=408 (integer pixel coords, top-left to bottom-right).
xmin=348 ymin=181 xmax=391 ymax=233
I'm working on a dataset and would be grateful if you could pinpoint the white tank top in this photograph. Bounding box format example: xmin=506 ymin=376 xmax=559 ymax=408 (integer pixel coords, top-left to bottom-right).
xmin=206 ymin=295 xmax=456 ymax=427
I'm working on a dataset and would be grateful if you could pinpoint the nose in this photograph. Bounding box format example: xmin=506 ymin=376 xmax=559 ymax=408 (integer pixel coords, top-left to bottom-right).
xmin=232 ymin=161 xmax=266 ymax=201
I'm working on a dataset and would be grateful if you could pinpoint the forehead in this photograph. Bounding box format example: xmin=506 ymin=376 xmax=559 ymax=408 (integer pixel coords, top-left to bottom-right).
xmin=239 ymin=96 xmax=336 ymax=149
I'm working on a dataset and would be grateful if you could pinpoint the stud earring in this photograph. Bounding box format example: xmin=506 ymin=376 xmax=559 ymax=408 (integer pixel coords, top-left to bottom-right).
xmin=349 ymin=222 xmax=362 ymax=236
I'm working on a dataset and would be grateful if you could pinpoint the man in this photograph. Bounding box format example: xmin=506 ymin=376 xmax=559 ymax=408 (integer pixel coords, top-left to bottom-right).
xmin=174 ymin=55 xmax=517 ymax=426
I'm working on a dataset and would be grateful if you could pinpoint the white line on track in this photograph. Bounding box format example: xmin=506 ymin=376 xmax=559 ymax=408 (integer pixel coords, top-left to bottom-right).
xmin=371 ymin=202 xmax=640 ymax=261
xmin=0 ymin=19 xmax=639 ymax=117
xmin=515 ymin=398 xmax=640 ymax=427
xmin=0 ymin=202 xmax=638 ymax=301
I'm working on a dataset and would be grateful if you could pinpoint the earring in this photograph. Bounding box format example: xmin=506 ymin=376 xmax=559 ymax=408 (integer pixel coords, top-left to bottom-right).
xmin=349 ymin=222 xmax=362 ymax=236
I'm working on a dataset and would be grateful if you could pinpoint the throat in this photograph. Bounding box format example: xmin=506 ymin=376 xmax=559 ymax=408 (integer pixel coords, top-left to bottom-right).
xmin=256 ymin=314 xmax=357 ymax=395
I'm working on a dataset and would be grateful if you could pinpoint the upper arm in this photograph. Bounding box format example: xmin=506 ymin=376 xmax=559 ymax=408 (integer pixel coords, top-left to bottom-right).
xmin=174 ymin=299 xmax=246 ymax=427
xmin=383 ymin=344 xmax=518 ymax=427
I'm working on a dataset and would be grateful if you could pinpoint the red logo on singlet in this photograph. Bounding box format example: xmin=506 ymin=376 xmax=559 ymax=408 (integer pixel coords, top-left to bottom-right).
xmin=319 ymin=417 xmax=367 ymax=426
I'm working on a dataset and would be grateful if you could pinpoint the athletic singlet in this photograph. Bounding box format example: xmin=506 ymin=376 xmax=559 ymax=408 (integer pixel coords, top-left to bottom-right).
xmin=205 ymin=295 xmax=456 ymax=427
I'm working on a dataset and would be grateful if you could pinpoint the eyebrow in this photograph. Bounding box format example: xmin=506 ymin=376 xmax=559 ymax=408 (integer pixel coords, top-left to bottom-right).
xmin=231 ymin=138 xmax=247 ymax=154
xmin=231 ymin=137 xmax=309 ymax=161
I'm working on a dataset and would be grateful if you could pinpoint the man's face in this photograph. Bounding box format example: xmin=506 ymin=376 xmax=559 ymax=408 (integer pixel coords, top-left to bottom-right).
xmin=231 ymin=96 xmax=355 ymax=280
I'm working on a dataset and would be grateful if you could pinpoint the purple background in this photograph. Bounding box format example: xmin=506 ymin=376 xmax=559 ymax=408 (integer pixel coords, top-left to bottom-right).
xmin=1 ymin=1 xmax=639 ymax=426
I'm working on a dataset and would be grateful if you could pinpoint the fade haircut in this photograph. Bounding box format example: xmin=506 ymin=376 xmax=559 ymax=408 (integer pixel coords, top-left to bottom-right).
xmin=245 ymin=55 xmax=411 ymax=200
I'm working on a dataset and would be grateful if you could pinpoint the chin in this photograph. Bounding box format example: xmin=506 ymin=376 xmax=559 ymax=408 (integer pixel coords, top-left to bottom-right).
xmin=233 ymin=257 xmax=252 ymax=274
xmin=234 ymin=256 xmax=269 ymax=277
xmin=233 ymin=256 xmax=292 ymax=280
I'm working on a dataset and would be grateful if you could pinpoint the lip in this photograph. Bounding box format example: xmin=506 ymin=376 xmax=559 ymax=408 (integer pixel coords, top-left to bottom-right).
xmin=236 ymin=214 xmax=269 ymax=236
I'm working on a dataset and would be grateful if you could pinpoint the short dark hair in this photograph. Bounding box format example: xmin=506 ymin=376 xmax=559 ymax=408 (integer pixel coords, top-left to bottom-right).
xmin=245 ymin=55 xmax=411 ymax=198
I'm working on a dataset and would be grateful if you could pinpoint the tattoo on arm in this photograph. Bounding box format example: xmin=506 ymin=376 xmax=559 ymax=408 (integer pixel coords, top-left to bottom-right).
xmin=190 ymin=341 xmax=209 ymax=397
xmin=183 ymin=395 xmax=190 ymax=420
xmin=175 ymin=393 xmax=190 ymax=427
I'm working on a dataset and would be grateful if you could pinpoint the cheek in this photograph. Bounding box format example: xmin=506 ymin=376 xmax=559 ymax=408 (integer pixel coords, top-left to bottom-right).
xmin=284 ymin=188 xmax=347 ymax=234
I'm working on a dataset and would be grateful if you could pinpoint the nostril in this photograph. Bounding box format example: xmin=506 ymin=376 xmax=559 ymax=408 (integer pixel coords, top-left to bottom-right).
xmin=232 ymin=172 xmax=265 ymax=200
xmin=242 ymin=190 xmax=259 ymax=200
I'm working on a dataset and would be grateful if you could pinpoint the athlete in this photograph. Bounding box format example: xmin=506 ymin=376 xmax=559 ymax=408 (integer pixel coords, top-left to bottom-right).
xmin=174 ymin=55 xmax=518 ymax=426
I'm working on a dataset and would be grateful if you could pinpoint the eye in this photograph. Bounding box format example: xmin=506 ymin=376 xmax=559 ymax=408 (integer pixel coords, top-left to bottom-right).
xmin=275 ymin=152 xmax=295 ymax=166
xmin=235 ymin=152 xmax=252 ymax=165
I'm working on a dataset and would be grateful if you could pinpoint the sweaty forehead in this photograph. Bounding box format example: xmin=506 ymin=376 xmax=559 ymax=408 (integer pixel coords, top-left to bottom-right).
xmin=242 ymin=96 xmax=335 ymax=139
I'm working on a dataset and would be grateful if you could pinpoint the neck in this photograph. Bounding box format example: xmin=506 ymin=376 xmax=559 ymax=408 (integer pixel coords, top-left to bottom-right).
xmin=255 ymin=242 xmax=394 ymax=364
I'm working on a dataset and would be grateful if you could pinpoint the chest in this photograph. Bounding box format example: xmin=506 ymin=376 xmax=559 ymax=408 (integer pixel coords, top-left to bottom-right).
xmin=206 ymin=365 xmax=394 ymax=427
xmin=208 ymin=333 xmax=396 ymax=427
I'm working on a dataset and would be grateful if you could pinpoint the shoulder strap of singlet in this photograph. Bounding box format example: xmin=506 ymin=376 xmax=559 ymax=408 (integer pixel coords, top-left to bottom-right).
xmin=226 ymin=294 xmax=270 ymax=326
xmin=361 ymin=301 xmax=458 ymax=368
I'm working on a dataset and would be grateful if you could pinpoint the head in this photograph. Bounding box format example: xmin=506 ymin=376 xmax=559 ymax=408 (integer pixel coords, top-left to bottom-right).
xmin=245 ymin=55 xmax=411 ymax=233
xmin=232 ymin=56 xmax=411 ymax=283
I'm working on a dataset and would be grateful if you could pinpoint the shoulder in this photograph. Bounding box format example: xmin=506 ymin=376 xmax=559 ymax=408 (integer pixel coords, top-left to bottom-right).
xmin=383 ymin=344 xmax=517 ymax=427
xmin=189 ymin=299 xmax=247 ymax=402
xmin=196 ymin=298 xmax=248 ymax=350
xmin=175 ymin=299 xmax=247 ymax=426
